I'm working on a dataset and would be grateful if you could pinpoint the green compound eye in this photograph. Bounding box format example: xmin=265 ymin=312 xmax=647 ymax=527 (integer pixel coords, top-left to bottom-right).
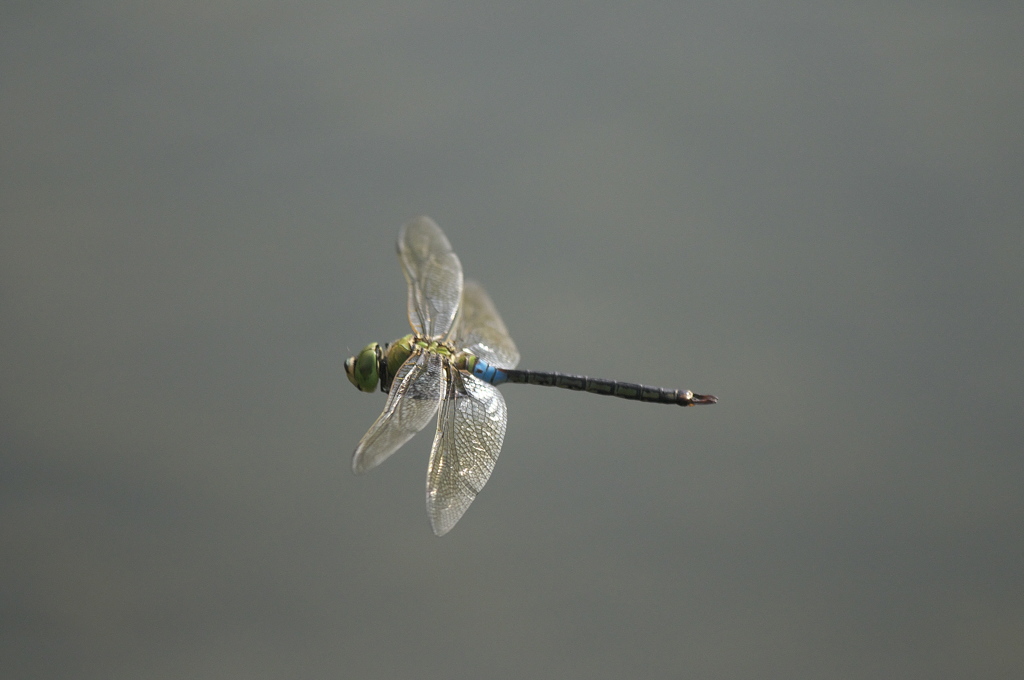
xmin=344 ymin=343 xmax=380 ymax=392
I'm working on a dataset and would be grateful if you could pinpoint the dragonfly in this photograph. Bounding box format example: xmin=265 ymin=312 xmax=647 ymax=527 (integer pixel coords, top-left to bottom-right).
xmin=345 ymin=216 xmax=716 ymax=536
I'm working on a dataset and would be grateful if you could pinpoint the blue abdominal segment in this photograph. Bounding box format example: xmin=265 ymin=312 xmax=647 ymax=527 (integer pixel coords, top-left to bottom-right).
xmin=471 ymin=359 xmax=508 ymax=385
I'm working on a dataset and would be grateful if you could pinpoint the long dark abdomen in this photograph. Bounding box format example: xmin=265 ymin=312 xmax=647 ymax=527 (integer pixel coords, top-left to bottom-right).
xmin=499 ymin=368 xmax=716 ymax=407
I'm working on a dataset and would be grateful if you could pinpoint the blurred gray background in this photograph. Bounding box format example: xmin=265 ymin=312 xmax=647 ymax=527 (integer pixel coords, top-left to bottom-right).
xmin=3 ymin=2 xmax=1022 ymax=678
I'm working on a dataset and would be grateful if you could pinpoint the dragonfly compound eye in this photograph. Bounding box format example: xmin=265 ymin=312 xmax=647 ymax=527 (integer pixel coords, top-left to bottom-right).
xmin=345 ymin=343 xmax=380 ymax=392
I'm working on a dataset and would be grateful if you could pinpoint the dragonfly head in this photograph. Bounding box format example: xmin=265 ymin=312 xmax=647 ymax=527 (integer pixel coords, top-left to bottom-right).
xmin=345 ymin=342 xmax=383 ymax=392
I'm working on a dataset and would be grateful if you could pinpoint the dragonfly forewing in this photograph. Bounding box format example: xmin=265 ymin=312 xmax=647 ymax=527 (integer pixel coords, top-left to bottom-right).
xmin=426 ymin=365 xmax=508 ymax=536
xmin=452 ymin=280 xmax=520 ymax=369
xmin=351 ymin=351 xmax=443 ymax=474
xmin=398 ymin=216 xmax=463 ymax=340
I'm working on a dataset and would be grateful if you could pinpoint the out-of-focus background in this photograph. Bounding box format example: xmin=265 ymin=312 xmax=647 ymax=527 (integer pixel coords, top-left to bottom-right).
xmin=3 ymin=2 xmax=1022 ymax=678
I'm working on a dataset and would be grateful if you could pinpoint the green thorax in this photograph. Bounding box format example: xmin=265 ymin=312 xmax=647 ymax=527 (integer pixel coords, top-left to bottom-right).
xmin=380 ymin=335 xmax=477 ymax=394
xmin=345 ymin=334 xmax=480 ymax=394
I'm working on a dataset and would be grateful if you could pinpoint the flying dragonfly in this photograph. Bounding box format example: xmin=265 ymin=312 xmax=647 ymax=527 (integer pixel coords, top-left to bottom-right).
xmin=345 ymin=216 xmax=717 ymax=535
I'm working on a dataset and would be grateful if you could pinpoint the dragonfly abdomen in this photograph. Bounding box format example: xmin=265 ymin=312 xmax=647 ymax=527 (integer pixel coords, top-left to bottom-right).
xmin=469 ymin=358 xmax=716 ymax=407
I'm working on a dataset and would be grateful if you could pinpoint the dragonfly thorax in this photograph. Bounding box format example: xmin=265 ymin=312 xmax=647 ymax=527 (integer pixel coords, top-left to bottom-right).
xmin=346 ymin=334 xmax=467 ymax=394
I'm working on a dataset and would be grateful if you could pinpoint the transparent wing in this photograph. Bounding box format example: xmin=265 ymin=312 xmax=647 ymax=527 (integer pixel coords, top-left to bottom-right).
xmin=452 ymin=279 xmax=520 ymax=368
xmin=351 ymin=350 xmax=443 ymax=474
xmin=426 ymin=366 xmax=508 ymax=536
xmin=398 ymin=216 xmax=463 ymax=340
